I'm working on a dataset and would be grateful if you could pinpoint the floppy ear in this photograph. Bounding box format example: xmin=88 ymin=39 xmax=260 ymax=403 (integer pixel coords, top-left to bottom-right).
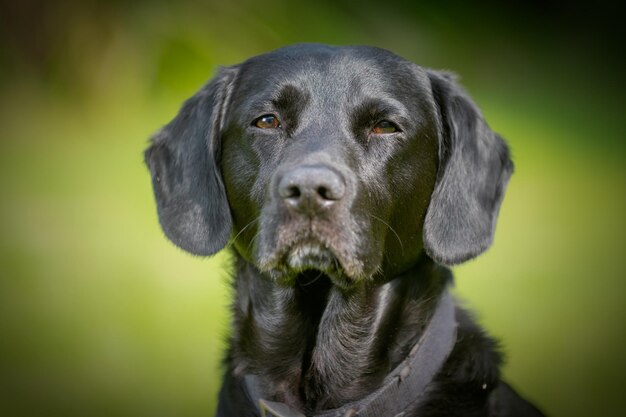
xmin=423 ymin=71 xmax=513 ymax=265
xmin=144 ymin=66 xmax=238 ymax=256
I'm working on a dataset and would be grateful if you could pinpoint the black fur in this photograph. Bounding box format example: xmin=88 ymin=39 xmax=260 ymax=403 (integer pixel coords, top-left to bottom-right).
xmin=145 ymin=44 xmax=544 ymax=417
xmin=145 ymin=67 xmax=237 ymax=256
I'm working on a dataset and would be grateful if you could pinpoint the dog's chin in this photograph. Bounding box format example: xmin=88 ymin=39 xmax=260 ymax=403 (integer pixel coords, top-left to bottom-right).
xmin=263 ymin=241 xmax=360 ymax=289
xmin=287 ymin=243 xmax=336 ymax=272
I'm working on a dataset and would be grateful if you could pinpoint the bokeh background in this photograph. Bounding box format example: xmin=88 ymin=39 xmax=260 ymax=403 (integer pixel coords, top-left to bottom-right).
xmin=1 ymin=0 xmax=624 ymax=416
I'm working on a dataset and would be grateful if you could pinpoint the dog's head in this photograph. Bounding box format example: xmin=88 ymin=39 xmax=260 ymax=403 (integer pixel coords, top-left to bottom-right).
xmin=145 ymin=44 xmax=512 ymax=289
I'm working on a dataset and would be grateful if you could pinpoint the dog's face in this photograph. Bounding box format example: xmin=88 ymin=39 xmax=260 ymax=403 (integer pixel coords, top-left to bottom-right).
xmin=146 ymin=44 xmax=512 ymax=289
xmin=221 ymin=46 xmax=440 ymax=287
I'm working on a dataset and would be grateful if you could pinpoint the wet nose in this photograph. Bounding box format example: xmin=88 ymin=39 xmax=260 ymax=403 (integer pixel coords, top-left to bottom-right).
xmin=278 ymin=165 xmax=346 ymax=214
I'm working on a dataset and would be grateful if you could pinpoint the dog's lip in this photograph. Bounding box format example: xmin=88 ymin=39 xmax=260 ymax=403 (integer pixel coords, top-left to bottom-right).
xmin=285 ymin=240 xmax=339 ymax=271
xmin=257 ymin=226 xmax=370 ymax=286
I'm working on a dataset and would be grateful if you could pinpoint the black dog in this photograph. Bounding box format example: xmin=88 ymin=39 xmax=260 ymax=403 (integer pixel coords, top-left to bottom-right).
xmin=145 ymin=44 xmax=544 ymax=417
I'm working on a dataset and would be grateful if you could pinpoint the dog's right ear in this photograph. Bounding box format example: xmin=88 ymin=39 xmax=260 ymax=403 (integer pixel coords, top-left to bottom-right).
xmin=144 ymin=67 xmax=238 ymax=256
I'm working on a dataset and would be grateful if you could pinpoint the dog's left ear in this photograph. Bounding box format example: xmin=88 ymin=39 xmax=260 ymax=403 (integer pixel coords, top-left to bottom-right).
xmin=423 ymin=70 xmax=513 ymax=265
xmin=144 ymin=66 xmax=238 ymax=256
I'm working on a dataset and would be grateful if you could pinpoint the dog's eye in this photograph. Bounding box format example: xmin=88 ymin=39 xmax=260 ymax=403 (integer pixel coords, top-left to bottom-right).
xmin=372 ymin=120 xmax=399 ymax=134
xmin=253 ymin=114 xmax=281 ymax=129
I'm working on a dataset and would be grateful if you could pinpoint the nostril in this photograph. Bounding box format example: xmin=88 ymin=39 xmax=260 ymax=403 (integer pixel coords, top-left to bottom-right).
xmin=286 ymin=185 xmax=301 ymax=199
xmin=317 ymin=186 xmax=334 ymax=201
xmin=279 ymin=180 xmax=302 ymax=200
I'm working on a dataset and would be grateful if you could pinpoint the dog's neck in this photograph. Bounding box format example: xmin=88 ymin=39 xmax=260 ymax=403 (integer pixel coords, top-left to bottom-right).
xmin=228 ymin=253 xmax=451 ymax=412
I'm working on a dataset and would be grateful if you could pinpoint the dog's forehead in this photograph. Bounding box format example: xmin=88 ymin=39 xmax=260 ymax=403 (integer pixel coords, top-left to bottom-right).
xmin=243 ymin=44 xmax=407 ymax=73
xmin=233 ymin=45 xmax=429 ymax=104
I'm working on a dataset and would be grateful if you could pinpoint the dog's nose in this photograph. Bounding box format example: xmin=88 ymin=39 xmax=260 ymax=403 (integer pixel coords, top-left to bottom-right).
xmin=278 ymin=165 xmax=346 ymax=213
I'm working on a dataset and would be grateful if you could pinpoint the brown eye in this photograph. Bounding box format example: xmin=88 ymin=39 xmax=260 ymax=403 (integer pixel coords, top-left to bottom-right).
xmin=372 ymin=120 xmax=399 ymax=134
xmin=254 ymin=114 xmax=281 ymax=129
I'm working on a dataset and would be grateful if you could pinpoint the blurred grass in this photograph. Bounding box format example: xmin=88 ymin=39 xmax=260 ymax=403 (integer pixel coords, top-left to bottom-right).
xmin=0 ymin=1 xmax=624 ymax=416
xmin=0 ymin=87 xmax=233 ymax=416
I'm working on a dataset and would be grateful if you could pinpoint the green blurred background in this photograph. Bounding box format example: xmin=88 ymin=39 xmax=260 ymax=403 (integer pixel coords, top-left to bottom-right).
xmin=0 ymin=0 xmax=624 ymax=416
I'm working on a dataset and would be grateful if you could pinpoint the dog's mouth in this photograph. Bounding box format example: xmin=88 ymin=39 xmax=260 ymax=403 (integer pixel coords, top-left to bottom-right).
xmin=254 ymin=202 xmax=382 ymax=288
xmin=259 ymin=235 xmax=365 ymax=289
xmin=286 ymin=240 xmax=339 ymax=272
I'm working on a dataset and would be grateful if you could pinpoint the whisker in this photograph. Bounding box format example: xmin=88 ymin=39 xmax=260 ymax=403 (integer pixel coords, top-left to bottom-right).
xmin=247 ymin=231 xmax=261 ymax=253
xmin=299 ymin=270 xmax=324 ymax=286
xmin=369 ymin=214 xmax=404 ymax=255
xmin=226 ymin=217 xmax=260 ymax=249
